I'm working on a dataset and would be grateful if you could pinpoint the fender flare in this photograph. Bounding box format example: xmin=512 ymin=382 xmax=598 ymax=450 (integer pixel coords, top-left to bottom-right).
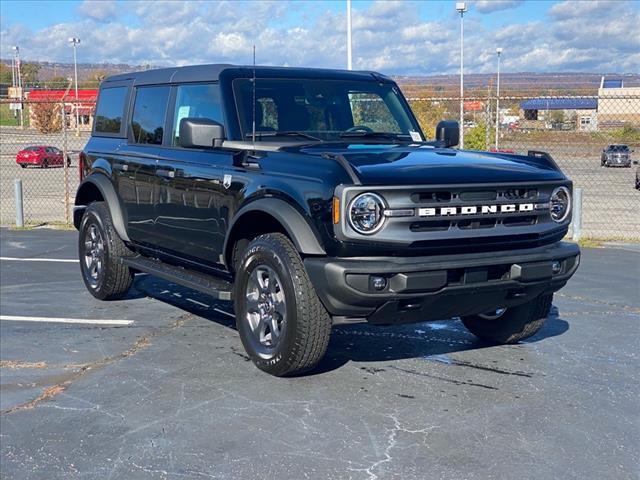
xmin=224 ymin=197 xmax=326 ymax=263
xmin=75 ymin=174 xmax=130 ymax=242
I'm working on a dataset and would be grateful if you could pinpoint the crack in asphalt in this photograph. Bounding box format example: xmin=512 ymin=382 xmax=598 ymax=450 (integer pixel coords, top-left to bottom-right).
xmin=387 ymin=365 xmax=499 ymax=390
xmin=423 ymin=356 xmax=534 ymax=377
xmin=1 ymin=314 xmax=193 ymax=415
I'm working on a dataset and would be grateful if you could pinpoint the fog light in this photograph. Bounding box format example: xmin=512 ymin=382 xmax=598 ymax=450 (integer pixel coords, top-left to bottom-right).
xmin=371 ymin=276 xmax=387 ymax=291
xmin=551 ymin=261 xmax=562 ymax=274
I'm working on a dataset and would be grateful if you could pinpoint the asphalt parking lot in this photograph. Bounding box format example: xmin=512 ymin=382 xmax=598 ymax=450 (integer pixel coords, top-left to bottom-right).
xmin=1 ymin=228 xmax=638 ymax=479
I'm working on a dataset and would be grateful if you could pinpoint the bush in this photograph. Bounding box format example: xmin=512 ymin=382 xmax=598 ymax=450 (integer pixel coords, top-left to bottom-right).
xmin=465 ymin=121 xmax=489 ymax=150
xmin=612 ymin=126 xmax=640 ymax=144
xmin=31 ymin=103 xmax=62 ymax=133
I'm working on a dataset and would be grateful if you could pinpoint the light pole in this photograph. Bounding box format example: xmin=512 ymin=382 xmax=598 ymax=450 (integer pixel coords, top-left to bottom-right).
xmin=456 ymin=2 xmax=467 ymax=149
xmin=347 ymin=0 xmax=352 ymax=70
xmin=12 ymin=46 xmax=23 ymax=127
xmin=69 ymin=37 xmax=81 ymax=134
xmin=495 ymin=47 xmax=502 ymax=150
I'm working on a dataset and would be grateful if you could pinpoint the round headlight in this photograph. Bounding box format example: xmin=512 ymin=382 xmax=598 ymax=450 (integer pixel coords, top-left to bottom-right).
xmin=550 ymin=186 xmax=571 ymax=223
xmin=348 ymin=192 xmax=386 ymax=234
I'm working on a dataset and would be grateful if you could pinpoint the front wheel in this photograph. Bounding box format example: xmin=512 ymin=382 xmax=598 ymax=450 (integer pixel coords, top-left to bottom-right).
xmin=79 ymin=202 xmax=133 ymax=300
xmin=234 ymin=233 xmax=331 ymax=376
xmin=461 ymin=294 xmax=553 ymax=344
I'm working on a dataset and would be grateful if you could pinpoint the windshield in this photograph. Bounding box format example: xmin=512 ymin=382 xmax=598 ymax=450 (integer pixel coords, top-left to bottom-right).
xmin=610 ymin=145 xmax=629 ymax=152
xmin=232 ymin=78 xmax=422 ymax=142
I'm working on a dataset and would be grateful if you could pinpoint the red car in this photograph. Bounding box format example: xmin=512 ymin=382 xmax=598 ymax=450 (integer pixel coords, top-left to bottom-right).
xmin=16 ymin=146 xmax=71 ymax=168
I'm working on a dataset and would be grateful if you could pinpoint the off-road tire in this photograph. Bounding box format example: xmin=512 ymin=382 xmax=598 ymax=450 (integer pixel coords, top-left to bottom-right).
xmin=79 ymin=201 xmax=133 ymax=300
xmin=461 ymin=293 xmax=553 ymax=344
xmin=234 ymin=233 xmax=331 ymax=376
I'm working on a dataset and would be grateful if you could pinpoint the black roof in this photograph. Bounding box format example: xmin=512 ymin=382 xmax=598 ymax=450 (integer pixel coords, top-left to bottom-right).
xmin=103 ymin=64 xmax=393 ymax=86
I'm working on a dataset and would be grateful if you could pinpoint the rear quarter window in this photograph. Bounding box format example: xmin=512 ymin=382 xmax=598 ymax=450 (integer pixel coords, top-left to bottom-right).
xmin=94 ymin=86 xmax=128 ymax=135
xmin=131 ymin=86 xmax=170 ymax=145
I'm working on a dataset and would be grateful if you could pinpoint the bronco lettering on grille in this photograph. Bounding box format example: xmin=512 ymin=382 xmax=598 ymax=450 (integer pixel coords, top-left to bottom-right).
xmin=418 ymin=203 xmax=536 ymax=217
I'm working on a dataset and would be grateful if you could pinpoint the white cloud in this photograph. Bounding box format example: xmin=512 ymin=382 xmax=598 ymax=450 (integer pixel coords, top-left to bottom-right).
xmin=77 ymin=0 xmax=118 ymax=22
xmin=474 ymin=1 xmax=523 ymax=14
xmin=1 ymin=0 xmax=638 ymax=74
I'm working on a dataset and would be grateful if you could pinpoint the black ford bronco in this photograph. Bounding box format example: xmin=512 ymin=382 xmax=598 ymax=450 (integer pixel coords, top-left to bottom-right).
xmin=75 ymin=64 xmax=580 ymax=376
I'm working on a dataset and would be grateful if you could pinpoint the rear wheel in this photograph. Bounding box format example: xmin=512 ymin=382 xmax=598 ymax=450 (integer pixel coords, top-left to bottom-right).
xmin=41 ymin=159 xmax=49 ymax=169
xmin=79 ymin=202 xmax=133 ymax=300
xmin=234 ymin=233 xmax=331 ymax=376
xmin=461 ymin=294 xmax=553 ymax=344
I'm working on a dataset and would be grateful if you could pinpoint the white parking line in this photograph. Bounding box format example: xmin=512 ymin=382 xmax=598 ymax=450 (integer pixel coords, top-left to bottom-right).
xmin=0 ymin=257 xmax=79 ymax=263
xmin=0 ymin=315 xmax=134 ymax=326
xmin=213 ymin=308 xmax=235 ymax=318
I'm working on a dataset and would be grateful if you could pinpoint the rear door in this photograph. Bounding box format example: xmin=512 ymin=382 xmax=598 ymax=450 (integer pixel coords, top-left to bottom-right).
xmin=153 ymin=83 xmax=232 ymax=269
xmin=116 ymin=85 xmax=171 ymax=248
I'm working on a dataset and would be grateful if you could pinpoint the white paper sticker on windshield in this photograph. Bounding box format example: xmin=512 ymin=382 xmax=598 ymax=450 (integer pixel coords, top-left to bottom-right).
xmin=409 ymin=130 xmax=423 ymax=142
xmin=176 ymin=106 xmax=191 ymax=126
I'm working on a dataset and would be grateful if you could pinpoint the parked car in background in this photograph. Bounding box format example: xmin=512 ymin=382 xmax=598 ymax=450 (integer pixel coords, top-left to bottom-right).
xmin=601 ymin=144 xmax=633 ymax=167
xmin=15 ymin=146 xmax=71 ymax=168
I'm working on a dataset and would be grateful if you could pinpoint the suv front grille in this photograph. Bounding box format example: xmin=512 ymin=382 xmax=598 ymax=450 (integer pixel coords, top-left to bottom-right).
xmin=337 ymin=181 xmax=571 ymax=250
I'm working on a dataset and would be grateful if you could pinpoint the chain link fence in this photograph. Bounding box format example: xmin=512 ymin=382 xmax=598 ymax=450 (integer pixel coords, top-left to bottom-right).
xmin=1 ymin=92 xmax=638 ymax=239
xmin=0 ymin=99 xmax=91 ymax=227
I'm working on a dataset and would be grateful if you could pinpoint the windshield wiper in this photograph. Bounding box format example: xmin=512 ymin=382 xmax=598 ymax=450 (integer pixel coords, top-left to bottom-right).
xmin=338 ymin=131 xmax=411 ymax=141
xmin=244 ymin=131 xmax=322 ymax=141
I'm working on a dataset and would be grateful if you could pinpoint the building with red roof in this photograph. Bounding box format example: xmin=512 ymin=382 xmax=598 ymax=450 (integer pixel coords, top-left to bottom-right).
xmin=26 ymin=89 xmax=98 ymax=131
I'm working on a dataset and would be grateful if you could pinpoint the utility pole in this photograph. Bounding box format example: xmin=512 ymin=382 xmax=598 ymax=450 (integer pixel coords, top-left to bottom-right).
xmin=13 ymin=46 xmax=24 ymax=129
xmin=69 ymin=37 xmax=81 ymax=136
xmin=347 ymin=0 xmax=352 ymax=70
xmin=495 ymin=47 xmax=503 ymax=150
xmin=456 ymin=2 xmax=467 ymax=149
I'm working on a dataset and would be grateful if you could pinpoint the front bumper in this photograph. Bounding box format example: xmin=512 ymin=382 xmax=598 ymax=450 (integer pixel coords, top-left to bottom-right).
xmin=605 ymin=156 xmax=631 ymax=167
xmin=304 ymin=241 xmax=580 ymax=325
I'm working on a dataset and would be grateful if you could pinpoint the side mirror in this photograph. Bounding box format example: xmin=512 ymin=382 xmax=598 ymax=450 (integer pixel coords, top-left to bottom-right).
xmin=179 ymin=118 xmax=225 ymax=148
xmin=436 ymin=120 xmax=459 ymax=148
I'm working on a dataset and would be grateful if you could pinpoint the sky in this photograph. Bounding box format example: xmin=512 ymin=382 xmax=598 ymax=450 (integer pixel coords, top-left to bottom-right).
xmin=1 ymin=0 xmax=639 ymax=75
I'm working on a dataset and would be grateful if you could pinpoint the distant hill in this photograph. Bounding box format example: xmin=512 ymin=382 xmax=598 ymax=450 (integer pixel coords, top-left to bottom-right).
xmin=2 ymin=59 xmax=639 ymax=96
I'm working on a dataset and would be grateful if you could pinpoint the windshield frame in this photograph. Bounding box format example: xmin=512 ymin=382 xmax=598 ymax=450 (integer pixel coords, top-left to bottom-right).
xmin=230 ymin=76 xmax=424 ymax=143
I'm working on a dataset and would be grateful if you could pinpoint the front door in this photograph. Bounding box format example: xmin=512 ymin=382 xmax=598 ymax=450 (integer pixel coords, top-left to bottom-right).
xmin=152 ymin=83 xmax=232 ymax=270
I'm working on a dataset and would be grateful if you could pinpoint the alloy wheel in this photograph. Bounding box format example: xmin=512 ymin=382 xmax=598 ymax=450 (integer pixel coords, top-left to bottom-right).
xmin=244 ymin=265 xmax=287 ymax=352
xmin=83 ymin=224 xmax=105 ymax=289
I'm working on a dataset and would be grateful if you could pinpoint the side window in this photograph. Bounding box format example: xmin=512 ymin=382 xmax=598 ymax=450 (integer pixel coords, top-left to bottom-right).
xmin=348 ymin=92 xmax=401 ymax=133
xmin=172 ymin=84 xmax=223 ymax=146
xmin=131 ymin=86 xmax=170 ymax=145
xmin=94 ymin=87 xmax=127 ymax=134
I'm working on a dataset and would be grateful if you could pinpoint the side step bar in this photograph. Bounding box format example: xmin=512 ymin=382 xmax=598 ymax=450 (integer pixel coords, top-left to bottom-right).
xmin=122 ymin=256 xmax=233 ymax=301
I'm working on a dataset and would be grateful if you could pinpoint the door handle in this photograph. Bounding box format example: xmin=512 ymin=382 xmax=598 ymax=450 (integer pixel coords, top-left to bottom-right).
xmin=113 ymin=163 xmax=128 ymax=172
xmin=156 ymin=168 xmax=175 ymax=179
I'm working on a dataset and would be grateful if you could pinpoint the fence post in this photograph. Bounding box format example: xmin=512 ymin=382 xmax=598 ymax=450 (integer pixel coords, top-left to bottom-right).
xmin=14 ymin=179 xmax=24 ymax=228
xmin=62 ymin=101 xmax=71 ymax=225
xmin=572 ymin=187 xmax=583 ymax=241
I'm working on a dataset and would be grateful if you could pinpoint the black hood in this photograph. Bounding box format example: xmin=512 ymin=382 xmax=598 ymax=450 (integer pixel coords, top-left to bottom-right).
xmin=300 ymin=144 xmax=566 ymax=185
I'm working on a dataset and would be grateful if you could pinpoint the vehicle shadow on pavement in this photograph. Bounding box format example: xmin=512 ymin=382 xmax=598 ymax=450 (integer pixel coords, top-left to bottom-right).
xmin=131 ymin=273 xmax=569 ymax=375
xmin=132 ymin=275 xmax=237 ymax=328
xmin=313 ymin=306 xmax=569 ymax=375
